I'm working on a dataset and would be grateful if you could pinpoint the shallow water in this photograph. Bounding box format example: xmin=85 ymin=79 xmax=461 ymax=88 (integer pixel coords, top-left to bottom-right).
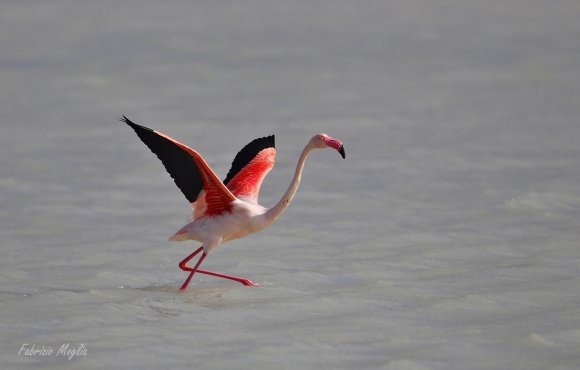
xmin=2 ymin=1 xmax=580 ymax=369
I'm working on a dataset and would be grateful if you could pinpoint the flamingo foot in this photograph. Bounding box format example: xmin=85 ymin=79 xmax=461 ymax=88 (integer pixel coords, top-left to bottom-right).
xmin=240 ymin=279 xmax=259 ymax=287
xmin=179 ymin=277 xmax=193 ymax=291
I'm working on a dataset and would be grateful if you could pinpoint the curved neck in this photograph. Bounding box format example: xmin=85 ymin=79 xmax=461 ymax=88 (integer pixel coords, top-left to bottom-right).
xmin=265 ymin=142 xmax=314 ymax=224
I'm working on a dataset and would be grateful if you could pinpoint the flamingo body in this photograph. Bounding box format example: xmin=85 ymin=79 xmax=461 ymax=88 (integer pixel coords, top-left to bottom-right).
xmin=170 ymin=199 xmax=271 ymax=251
xmin=122 ymin=116 xmax=345 ymax=290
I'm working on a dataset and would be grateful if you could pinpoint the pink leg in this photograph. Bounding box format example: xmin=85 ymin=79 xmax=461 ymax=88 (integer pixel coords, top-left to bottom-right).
xmin=197 ymin=269 xmax=259 ymax=286
xmin=179 ymin=252 xmax=206 ymax=291
xmin=178 ymin=246 xmax=259 ymax=288
xmin=178 ymin=246 xmax=204 ymax=272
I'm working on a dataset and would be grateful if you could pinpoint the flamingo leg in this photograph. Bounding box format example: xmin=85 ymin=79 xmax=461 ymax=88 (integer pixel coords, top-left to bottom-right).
xmin=178 ymin=246 xmax=204 ymax=271
xmin=178 ymin=246 xmax=259 ymax=288
xmin=179 ymin=252 xmax=206 ymax=291
xmin=196 ymin=269 xmax=259 ymax=286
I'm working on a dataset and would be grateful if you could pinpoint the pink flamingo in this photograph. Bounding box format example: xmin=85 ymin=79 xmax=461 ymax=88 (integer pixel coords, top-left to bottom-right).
xmin=122 ymin=116 xmax=345 ymax=290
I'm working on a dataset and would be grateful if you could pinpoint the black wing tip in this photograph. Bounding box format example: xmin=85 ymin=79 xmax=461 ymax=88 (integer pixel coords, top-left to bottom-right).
xmin=120 ymin=115 xmax=137 ymax=128
xmin=122 ymin=116 xmax=203 ymax=203
xmin=247 ymin=134 xmax=275 ymax=150
xmin=120 ymin=115 xmax=155 ymax=133
xmin=266 ymin=134 xmax=275 ymax=148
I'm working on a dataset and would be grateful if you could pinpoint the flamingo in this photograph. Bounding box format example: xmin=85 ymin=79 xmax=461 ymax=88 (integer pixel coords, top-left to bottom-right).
xmin=121 ymin=116 xmax=345 ymax=290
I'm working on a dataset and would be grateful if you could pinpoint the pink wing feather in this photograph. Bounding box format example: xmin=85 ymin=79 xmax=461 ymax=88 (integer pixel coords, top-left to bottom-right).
xmin=226 ymin=147 xmax=276 ymax=203
xmin=224 ymin=135 xmax=276 ymax=204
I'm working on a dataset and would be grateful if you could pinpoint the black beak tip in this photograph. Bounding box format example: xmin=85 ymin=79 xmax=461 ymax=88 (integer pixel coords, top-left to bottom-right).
xmin=338 ymin=145 xmax=346 ymax=159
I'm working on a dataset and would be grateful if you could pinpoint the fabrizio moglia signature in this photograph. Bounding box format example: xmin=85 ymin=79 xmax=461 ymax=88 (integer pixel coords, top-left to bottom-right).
xmin=18 ymin=343 xmax=87 ymax=360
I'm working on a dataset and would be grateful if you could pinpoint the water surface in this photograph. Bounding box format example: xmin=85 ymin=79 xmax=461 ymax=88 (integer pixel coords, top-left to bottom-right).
xmin=2 ymin=1 xmax=580 ymax=369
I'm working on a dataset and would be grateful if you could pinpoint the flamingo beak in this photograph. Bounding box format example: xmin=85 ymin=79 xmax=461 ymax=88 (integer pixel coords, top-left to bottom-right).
xmin=321 ymin=134 xmax=346 ymax=159
xmin=338 ymin=145 xmax=346 ymax=159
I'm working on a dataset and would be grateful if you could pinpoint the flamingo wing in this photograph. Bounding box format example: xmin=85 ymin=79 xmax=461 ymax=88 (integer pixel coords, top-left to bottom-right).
xmin=122 ymin=116 xmax=235 ymax=215
xmin=224 ymin=135 xmax=276 ymax=204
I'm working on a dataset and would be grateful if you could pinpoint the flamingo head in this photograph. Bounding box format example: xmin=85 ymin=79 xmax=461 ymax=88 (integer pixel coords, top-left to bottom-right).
xmin=312 ymin=133 xmax=346 ymax=159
